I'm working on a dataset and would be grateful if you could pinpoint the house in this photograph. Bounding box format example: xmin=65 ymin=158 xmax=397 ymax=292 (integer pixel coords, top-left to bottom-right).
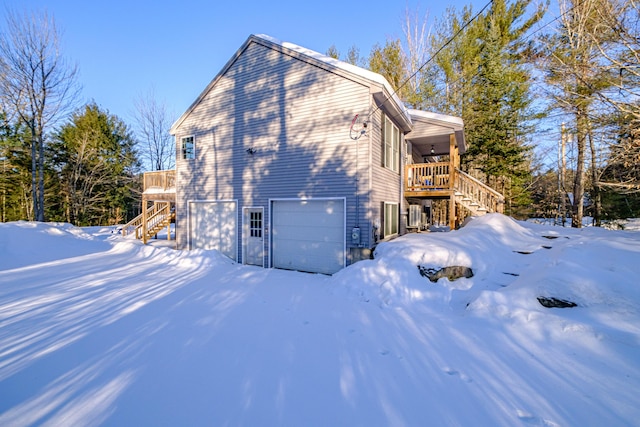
xmin=124 ymin=34 xmax=503 ymax=275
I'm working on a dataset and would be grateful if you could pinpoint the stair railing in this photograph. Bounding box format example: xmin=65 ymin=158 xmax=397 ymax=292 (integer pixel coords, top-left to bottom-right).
xmin=144 ymin=203 xmax=173 ymax=238
xmin=454 ymin=169 xmax=505 ymax=213
xmin=122 ymin=202 xmax=172 ymax=239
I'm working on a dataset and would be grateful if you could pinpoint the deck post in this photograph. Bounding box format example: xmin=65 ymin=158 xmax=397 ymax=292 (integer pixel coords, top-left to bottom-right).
xmin=448 ymin=133 xmax=457 ymax=230
xmin=142 ymin=197 xmax=148 ymax=244
xmin=167 ymin=215 xmax=171 ymax=241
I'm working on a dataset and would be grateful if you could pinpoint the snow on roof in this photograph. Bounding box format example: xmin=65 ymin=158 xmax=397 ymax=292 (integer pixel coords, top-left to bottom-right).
xmin=174 ymin=34 xmax=471 ymax=134
xmin=408 ymin=109 xmax=464 ymax=129
xmin=255 ymin=34 xmax=389 ymax=89
xmin=254 ymin=34 xmax=412 ymax=125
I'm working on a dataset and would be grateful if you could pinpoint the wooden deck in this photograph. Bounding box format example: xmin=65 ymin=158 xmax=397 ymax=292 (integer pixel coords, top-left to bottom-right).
xmin=122 ymin=170 xmax=176 ymax=244
xmin=404 ymin=162 xmax=504 ymax=228
xmin=404 ymin=162 xmax=454 ymax=198
xmin=143 ymin=170 xmax=176 ymax=202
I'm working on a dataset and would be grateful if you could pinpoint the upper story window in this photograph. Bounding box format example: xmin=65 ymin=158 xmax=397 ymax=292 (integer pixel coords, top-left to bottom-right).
xmin=181 ymin=136 xmax=195 ymax=160
xmin=383 ymin=114 xmax=400 ymax=173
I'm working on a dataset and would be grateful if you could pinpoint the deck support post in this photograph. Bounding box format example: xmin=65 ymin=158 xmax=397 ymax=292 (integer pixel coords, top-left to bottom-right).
xmin=142 ymin=197 xmax=148 ymax=244
xmin=448 ymin=133 xmax=457 ymax=230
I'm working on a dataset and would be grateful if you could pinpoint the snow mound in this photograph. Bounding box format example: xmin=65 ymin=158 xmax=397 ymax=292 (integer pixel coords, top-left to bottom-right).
xmin=335 ymin=213 xmax=640 ymax=328
xmin=1 ymin=214 xmax=640 ymax=426
xmin=334 ymin=214 xmax=551 ymax=310
xmin=0 ymin=221 xmax=113 ymax=270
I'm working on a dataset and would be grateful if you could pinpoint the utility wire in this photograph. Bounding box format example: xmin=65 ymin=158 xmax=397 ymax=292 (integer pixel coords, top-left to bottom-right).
xmin=370 ymin=0 xmax=591 ymax=128
xmin=439 ymin=0 xmax=589 ymax=100
xmin=368 ymin=0 xmax=494 ymax=122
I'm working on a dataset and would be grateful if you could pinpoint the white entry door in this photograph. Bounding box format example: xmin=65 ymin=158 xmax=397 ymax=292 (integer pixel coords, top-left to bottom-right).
xmin=243 ymin=207 xmax=264 ymax=266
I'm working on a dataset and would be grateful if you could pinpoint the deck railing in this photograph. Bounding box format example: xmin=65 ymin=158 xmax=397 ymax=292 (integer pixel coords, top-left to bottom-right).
xmin=405 ymin=163 xmax=505 ymax=214
xmin=454 ymin=170 xmax=505 ymax=213
xmin=143 ymin=170 xmax=176 ymax=192
xmin=405 ymin=162 xmax=451 ymax=191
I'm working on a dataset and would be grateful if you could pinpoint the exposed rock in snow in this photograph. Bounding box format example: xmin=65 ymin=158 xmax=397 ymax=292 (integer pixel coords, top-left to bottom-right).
xmin=417 ymin=265 xmax=474 ymax=282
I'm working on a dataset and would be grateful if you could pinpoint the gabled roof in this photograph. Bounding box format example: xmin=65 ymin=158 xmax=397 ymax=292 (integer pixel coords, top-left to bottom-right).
xmin=170 ymin=34 xmax=412 ymax=134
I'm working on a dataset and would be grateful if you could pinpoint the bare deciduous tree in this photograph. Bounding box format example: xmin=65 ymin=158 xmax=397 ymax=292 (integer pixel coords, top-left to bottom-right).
xmin=133 ymin=88 xmax=175 ymax=171
xmin=589 ymin=0 xmax=640 ymax=195
xmin=0 ymin=9 xmax=79 ymax=221
xmin=401 ymin=6 xmax=431 ymax=108
xmin=539 ymin=0 xmax=616 ymax=227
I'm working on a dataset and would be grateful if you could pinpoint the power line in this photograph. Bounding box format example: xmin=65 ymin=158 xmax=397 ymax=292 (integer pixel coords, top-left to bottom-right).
xmin=434 ymin=0 xmax=590 ymax=106
xmin=367 ymin=0 xmax=494 ymax=123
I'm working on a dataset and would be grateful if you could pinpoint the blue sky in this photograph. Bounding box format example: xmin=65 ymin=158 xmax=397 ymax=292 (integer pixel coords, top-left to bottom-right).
xmin=3 ymin=0 xmax=487 ymax=126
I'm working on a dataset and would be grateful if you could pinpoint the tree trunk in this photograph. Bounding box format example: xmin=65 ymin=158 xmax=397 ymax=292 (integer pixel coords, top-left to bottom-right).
xmin=572 ymin=114 xmax=588 ymax=228
xmin=37 ymin=133 xmax=45 ymax=221
xmin=588 ymin=128 xmax=602 ymax=226
xmin=31 ymin=128 xmax=38 ymax=221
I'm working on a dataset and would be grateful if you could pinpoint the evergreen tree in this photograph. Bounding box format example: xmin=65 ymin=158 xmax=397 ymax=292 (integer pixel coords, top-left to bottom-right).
xmin=325 ymin=45 xmax=340 ymax=59
xmin=368 ymin=39 xmax=410 ymax=100
xmin=50 ymin=103 xmax=140 ymax=226
xmin=427 ymin=0 xmax=545 ymax=214
xmin=425 ymin=5 xmax=481 ymax=116
xmin=346 ymin=45 xmax=362 ymax=67
xmin=0 ymin=114 xmax=33 ymax=221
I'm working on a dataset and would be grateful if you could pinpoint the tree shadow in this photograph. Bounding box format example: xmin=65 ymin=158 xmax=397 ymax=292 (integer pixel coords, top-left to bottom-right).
xmin=173 ymin=37 xmax=376 ymax=268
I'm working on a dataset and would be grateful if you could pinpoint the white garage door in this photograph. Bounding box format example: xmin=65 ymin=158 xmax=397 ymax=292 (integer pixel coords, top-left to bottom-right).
xmin=271 ymin=199 xmax=345 ymax=274
xmin=189 ymin=201 xmax=237 ymax=260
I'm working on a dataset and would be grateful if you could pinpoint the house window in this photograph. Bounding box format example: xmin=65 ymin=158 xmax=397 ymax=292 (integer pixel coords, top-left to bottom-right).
xmin=383 ymin=115 xmax=400 ymax=172
xmin=250 ymin=211 xmax=262 ymax=238
xmin=384 ymin=202 xmax=399 ymax=237
xmin=181 ymin=136 xmax=195 ymax=160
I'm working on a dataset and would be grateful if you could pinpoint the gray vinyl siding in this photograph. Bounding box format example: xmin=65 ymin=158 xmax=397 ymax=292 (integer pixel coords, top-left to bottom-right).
xmin=174 ymin=40 xmax=373 ymax=260
xmin=370 ymin=110 xmax=405 ymax=239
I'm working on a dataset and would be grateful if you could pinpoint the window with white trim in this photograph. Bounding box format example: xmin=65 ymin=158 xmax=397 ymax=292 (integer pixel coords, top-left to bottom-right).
xmin=383 ymin=115 xmax=400 ymax=172
xmin=384 ymin=202 xmax=399 ymax=237
xmin=181 ymin=136 xmax=195 ymax=160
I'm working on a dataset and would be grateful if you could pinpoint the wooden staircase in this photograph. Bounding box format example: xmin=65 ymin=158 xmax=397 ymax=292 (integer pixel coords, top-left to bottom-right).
xmin=122 ymin=201 xmax=175 ymax=243
xmin=454 ymin=169 xmax=504 ymax=216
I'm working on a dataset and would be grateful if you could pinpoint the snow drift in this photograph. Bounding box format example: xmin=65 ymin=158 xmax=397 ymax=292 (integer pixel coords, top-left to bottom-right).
xmin=1 ymin=214 xmax=639 ymax=426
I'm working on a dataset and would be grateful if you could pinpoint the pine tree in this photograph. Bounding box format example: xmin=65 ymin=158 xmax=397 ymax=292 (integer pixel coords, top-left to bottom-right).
xmin=50 ymin=103 xmax=140 ymax=226
xmin=427 ymin=0 xmax=545 ymax=214
xmin=368 ymin=39 xmax=409 ymax=100
xmin=325 ymin=45 xmax=340 ymax=59
xmin=0 ymin=114 xmax=33 ymax=221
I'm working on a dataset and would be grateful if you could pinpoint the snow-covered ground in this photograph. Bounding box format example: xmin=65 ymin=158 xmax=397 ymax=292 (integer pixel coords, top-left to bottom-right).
xmin=0 ymin=214 xmax=639 ymax=426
